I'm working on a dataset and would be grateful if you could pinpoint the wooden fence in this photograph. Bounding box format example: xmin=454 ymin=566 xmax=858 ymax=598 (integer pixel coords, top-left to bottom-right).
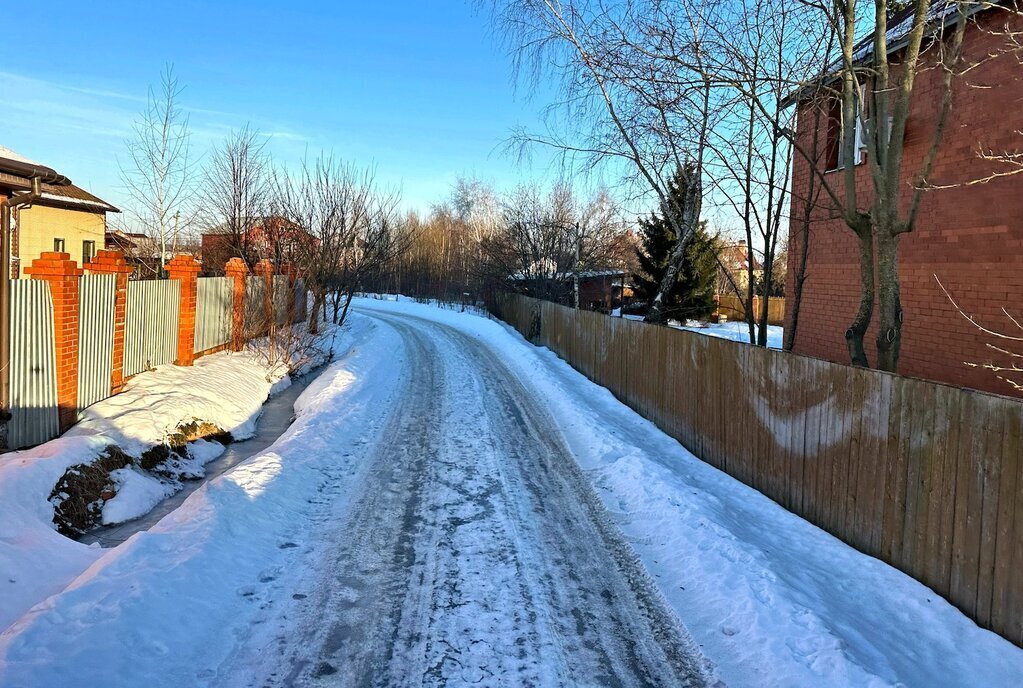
xmin=491 ymin=292 xmax=1023 ymax=647
xmin=718 ymin=294 xmax=786 ymax=325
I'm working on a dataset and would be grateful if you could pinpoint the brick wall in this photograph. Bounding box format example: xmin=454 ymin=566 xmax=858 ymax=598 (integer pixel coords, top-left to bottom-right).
xmin=785 ymin=8 xmax=1023 ymax=398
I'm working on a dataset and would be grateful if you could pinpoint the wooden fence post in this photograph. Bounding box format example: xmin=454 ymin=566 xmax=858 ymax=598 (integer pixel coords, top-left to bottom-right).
xmin=224 ymin=258 xmax=248 ymax=351
xmin=85 ymin=250 xmax=133 ymax=392
xmin=24 ymin=252 xmax=82 ymax=432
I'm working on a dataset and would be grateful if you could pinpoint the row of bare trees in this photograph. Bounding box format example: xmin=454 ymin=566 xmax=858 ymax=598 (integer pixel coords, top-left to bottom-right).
xmin=366 ymin=178 xmax=638 ymax=309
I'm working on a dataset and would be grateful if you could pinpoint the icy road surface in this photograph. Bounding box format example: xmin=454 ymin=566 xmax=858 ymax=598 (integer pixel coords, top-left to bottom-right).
xmin=227 ymin=311 xmax=711 ymax=687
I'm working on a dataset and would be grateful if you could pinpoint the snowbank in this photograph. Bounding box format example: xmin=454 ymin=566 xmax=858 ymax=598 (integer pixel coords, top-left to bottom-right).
xmin=0 ymin=315 xmax=393 ymax=686
xmin=66 ymin=350 xmax=285 ymax=456
xmin=679 ymin=319 xmax=784 ymax=350
xmin=0 ymin=348 xmax=282 ymax=633
xmin=350 ymin=297 xmax=1023 ymax=688
xmin=0 ymin=437 xmax=115 ymax=632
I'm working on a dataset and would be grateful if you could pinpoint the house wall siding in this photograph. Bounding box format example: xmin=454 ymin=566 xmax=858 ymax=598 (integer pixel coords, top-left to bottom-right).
xmin=16 ymin=205 xmax=106 ymax=276
xmin=785 ymin=8 xmax=1023 ymax=398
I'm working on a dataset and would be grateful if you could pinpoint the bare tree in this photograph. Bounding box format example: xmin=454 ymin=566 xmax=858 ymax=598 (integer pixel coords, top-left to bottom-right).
xmin=274 ymin=156 xmax=409 ymax=333
xmin=120 ymin=65 xmax=196 ymax=275
xmin=487 ymin=0 xmax=716 ymax=324
xmin=482 ymin=182 xmax=629 ymax=306
xmin=199 ymin=126 xmax=271 ymax=273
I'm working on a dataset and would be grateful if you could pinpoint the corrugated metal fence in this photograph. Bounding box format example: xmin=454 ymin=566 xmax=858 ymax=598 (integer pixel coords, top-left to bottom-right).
xmin=491 ymin=292 xmax=1023 ymax=648
xmin=273 ymin=275 xmax=290 ymax=325
xmin=8 ymin=280 xmax=59 ymax=449
xmin=77 ymin=274 xmax=116 ymax=412
xmin=124 ymin=279 xmax=180 ymax=377
xmin=194 ymin=277 xmax=233 ymax=354
xmin=244 ymin=275 xmax=268 ymax=337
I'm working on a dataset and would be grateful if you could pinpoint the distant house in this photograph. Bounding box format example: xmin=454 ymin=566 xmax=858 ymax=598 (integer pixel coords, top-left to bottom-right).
xmin=509 ymin=269 xmax=627 ymax=313
xmin=201 ymin=217 xmax=319 ymax=274
xmin=0 ymin=145 xmax=119 ymax=277
xmin=105 ymin=229 xmax=162 ymax=278
xmin=716 ymin=240 xmax=762 ymax=295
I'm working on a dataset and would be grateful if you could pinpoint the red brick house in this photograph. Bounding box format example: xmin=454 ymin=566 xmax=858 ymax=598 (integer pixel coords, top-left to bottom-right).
xmin=784 ymin=3 xmax=1023 ymax=398
xmin=201 ymin=217 xmax=318 ymax=275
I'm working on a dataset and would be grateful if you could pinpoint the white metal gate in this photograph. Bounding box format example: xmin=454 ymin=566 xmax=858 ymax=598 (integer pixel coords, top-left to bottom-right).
xmin=195 ymin=277 xmax=233 ymax=353
xmin=9 ymin=280 xmax=59 ymax=449
xmin=77 ymin=274 xmax=116 ymax=412
xmin=124 ymin=279 xmax=180 ymax=377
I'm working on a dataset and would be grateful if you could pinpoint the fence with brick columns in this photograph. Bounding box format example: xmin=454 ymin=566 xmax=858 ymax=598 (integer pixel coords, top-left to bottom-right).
xmin=24 ymin=252 xmax=82 ymax=432
xmin=3 ymin=252 xmax=307 ymax=452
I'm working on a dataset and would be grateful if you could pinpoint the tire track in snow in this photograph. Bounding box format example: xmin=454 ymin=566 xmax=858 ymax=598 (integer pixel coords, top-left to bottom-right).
xmin=244 ymin=311 xmax=712 ymax=687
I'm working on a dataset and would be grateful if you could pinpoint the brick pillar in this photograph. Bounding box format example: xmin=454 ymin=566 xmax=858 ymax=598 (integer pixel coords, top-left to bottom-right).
xmin=85 ymin=250 xmax=133 ymax=392
xmin=253 ymin=259 xmax=274 ymax=334
xmin=25 ymin=252 xmax=83 ymax=432
xmin=165 ymin=254 xmax=202 ymax=366
xmin=224 ymin=258 xmax=248 ymax=351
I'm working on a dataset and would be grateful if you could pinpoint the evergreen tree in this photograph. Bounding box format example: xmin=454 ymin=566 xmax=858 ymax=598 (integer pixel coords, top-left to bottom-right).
xmin=633 ymin=169 xmax=719 ymax=321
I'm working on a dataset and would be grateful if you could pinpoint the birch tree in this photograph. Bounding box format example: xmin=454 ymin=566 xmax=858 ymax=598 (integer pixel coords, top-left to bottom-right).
xmin=120 ymin=65 xmax=196 ymax=275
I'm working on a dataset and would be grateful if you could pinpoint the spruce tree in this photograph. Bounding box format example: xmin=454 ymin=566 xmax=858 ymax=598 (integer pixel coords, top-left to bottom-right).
xmin=633 ymin=169 xmax=718 ymax=322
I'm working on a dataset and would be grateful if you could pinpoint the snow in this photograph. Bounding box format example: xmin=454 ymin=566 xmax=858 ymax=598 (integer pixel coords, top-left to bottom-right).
xmin=0 ymin=436 xmax=115 ymax=632
xmin=347 ymin=298 xmax=1023 ymax=688
xmin=0 ymin=144 xmax=42 ymax=166
xmin=101 ymin=468 xmax=177 ymax=526
xmin=679 ymin=320 xmax=784 ymax=349
xmin=0 ymin=315 xmax=390 ymax=686
xmin=1 ymin=299 xmax=1021 ymax=686
xmin=0 ymin=347 xmax=284 ymax=633
xmin=66 ymin=350 xmax=284 ymax=457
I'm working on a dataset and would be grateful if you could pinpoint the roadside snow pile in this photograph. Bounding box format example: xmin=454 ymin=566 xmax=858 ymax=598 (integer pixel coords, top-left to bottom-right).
xmin=351 ymin=297 xmax=1023 ymax=688
xmin=0 ymin=348 xmax=281 ymax=633
xmin=0 ymin=436 xmax=114 ymax=631
xmin=101 ymin=467 xmax=178 ymax=525
xmin=67 ymin=350 xmax=285 ymax=456
xmin=0 ymin=316 xmax=389 ymax=686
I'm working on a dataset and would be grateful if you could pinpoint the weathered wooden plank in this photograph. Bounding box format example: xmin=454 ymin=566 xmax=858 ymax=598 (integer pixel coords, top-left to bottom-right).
xmin=975 ymin=395 xmax=1006 ymax=628
xmin=990 ymin=403 xmax=1021 ymax=637
xmin=950 ymin=393 xmax=985 ymax=618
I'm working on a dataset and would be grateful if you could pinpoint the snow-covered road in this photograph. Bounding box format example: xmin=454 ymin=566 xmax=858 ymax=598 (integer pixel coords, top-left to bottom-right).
xmin=5 ymin=297 xmax=1023 ymax=688
xmin=226 ymin=310 xmax=711 ymax=687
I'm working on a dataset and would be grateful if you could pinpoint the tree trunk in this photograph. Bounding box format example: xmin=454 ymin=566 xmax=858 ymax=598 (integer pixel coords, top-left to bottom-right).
xmin=308 ymin=290 xmax=325 ymax=335
xmin=757 ymin=254 xmax=774 ymax=348
xmin=784 ymin=215 xmax=812 ymax=351
xmin=875 ymin=230 xmax=902 ymax=372
xmin=845 ymin=229 xmax=875 ymax=367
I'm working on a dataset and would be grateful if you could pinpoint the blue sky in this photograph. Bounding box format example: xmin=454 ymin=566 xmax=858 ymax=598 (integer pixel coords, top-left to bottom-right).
xmin=1 ymin=1 xmax=567 ymax=218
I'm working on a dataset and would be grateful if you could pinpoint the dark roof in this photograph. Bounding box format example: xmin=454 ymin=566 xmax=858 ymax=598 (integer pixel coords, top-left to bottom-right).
xmin=783 ymin=0 xmax=991 ymax=107
xmin=39 ymin=182 xmax=120 ymax=213
xmin=0 ymin=144 xmax=118 ymax=213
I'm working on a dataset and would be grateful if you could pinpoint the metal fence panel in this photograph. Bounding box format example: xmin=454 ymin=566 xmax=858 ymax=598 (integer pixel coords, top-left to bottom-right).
xmin=272 ymin=276 xmax=290 ymax=326
xmin=124 ymin=280 xmax=180 ymax=377
xmin=77 ymin=274 xmax=116 ymax=412
xmin=9 ymin=280 xmax=59 ymax=449
xmin=244 ymin=275 xmax=268 ymax=336
xmin=194 ymin=277 xmax=232 ymax=353
xmin=293 ymin=278 xmax=306 ymax=324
